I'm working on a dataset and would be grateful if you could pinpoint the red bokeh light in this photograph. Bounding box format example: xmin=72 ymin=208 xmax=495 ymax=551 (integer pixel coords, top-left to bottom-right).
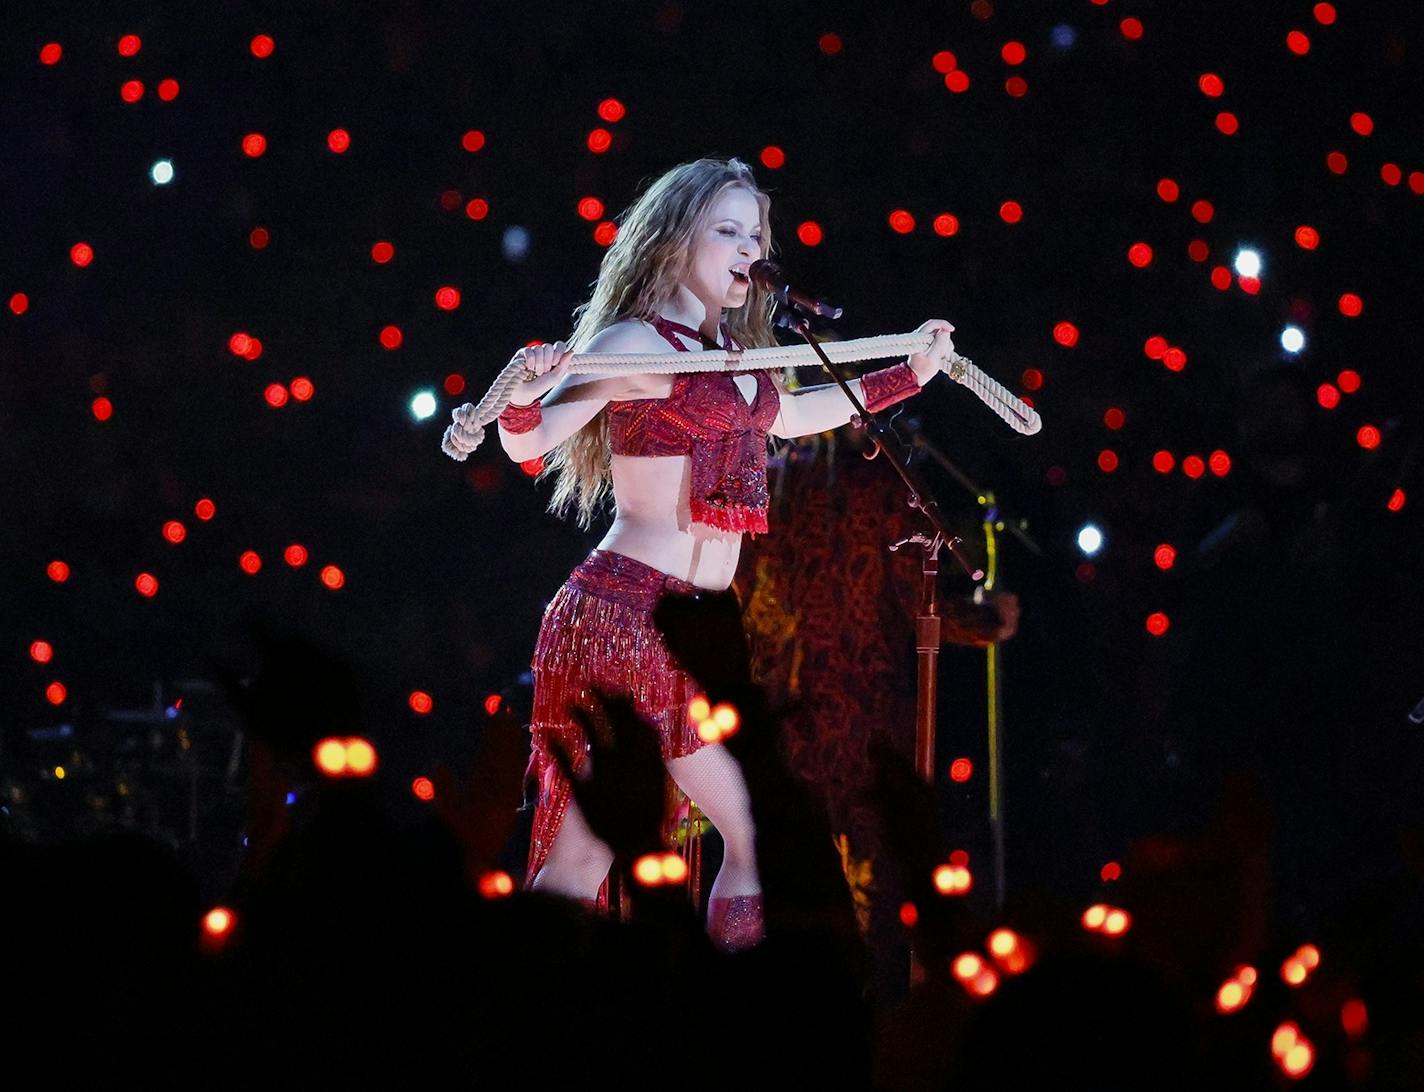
xmin=1210 ymin=266 xmax=1233 ymax=290
xmin=932 ymin=50 xmax=958 ymax=73
xmin=1337 ymin=369 xmax=1361 ymax=393
xmin=1198 ymin=73 xmax=1224 ymax=97
xmin=1182 ymin=455 xmax=1206 ymax=479
xmin=264 ymin=384 xmax=288 ymax=408
xmin=249 ymin=227 xmax=269 ymax=249
xmin=1146 ymin=612 xmax=1170 ymax=636
xmin=320 ymin=565 xmax=345 ymax=590
xmin=1097 ymin=449 xmax=1119 ymax=473
xmin=932 ymin=213 xmax=960 ymax=237
xmin=157 ymin=78 xmax=180 ymax=101
xmin=1409 ymin=172 xmax=1424 ymax=194
xmin=10 ymin=292 xmax=29 ymax=314
xmin=577 ymin=196 xmax=605 ymax=221
xmin=1143 ymin=336 xmax=1168 ymax=360
xmin=461 ymin=129 xmax=486 ymax=153
xmin=1190 ymin=199 xmax=1215 ymax=223
xmin=1286 ymin=30 xmax=1311 ymax=55
xmin=195 ymin=498 xmax=216 ymax=521
xmin=1349 ymin=112 xmax=1373 ymax=136
xmin=239 ymin=550 xmax=262 ymax=575
xmin=242 ymin=133 xmax=267 ymax=158
xmin=444 ymin=374 xmax=466 ymax=396
xmin=797 ymin=221 xmax=824 ymax=246
xmin=597 ymin=97 xmax=626 ymax=122
xmin=949 ymin=758 xmax=973 ymax=782
xmin=465 ymin=197 xmax=489 ymax=220
xmin=1294 ymin=225 xmax=1319 ymax=250
xmin=944 ymin=70 xmax=971 ymax=93
xmin=1156 ymin=178 xmax=1179 ymax=202
xmin=1075 ymin=562 xmax=1096 ymax=584
xmin=1381 ymin=163 xmax=1402 ymax=187
xmin=371 ymin=241 xmax=394 ymax=264
xmin=1103 ymin=407 xmax=1125 ymax=430
xmin=413 ymin=777 xmax=436 ymax=802
xmin=47 ymin=682 xmax=67 ymax=705
xmin=70 ymin=242 xmax=94 ymax=267
xmin=242 ymin=336 xmax=263 ymax=361
xmin=1338 ymin=293 xmax=1363 ymax=317
xmin=1101 ymin=861 xmax=1122 ymax=882
xmin=31 ymin=640 xmax=54 ymax=663
xmin=819 ymin=32 xmax=843 ymax=56
xmin=284 ymin=544 xmax=308 ymax=567
xmin=409 ymin=691 xmax=434 ymax=715
xmin=1314 ymin=2 xmax=1337 ymax=24
xmin=327 ymin=129 xmax=351 ymax=154
xmin=1316 ymin=383 xmax=1340 ymax=409
xmin=250 ymin=34 xmax=275 ymax=58
xmin=1326 ymin=150 xmax=1348 ymax=174
xmin=1154 ymin=545 xmax=1176 ymax=571
xmin=1356 ymin=425 xmax=1381 ymax=450
xmin=1161 ymin=347 xmax=1187 ymax=372
xmin=135 ymin=572 xmax=159 ymax=597
xmin=1127 ymin=242 xmax=1153 ymax=268
xmin=593 ymin=221 xmax=618 ymax=246
xmin=999 ymin=201 xmax=1022 ymax=224
xmin=1187 ymin=239 xmax=1209 ymax=262
xmin=290 ymin=377 xmax=314 ymax=401
xmin=760 ymin=145 xmax=786 ymax=169
xmin=889 ymin=210 xmax=916 ymax=234
xmin=120 ymin=80 xmax=144 ymax=103
xmin=162 ymin=520 xmax=186 ymax=544
xmin=1004 ymin=76 xmax=1028 ymax=98
xmin=1238 ymin=275 xmax=1261 ymax=295
xmin=40 ymin=43 xmax=63 ymax=65
xmin=118 ymin=34 xmax=142 ymax=57
xmin=1021 ymin=368 xmax=1043 ymax=391
xmin=1215 ymin=112 xmax=1240 ymax=136
xmin=586 ymin=128 xmax=612 ymax=153
xmin=1053 ymin=322 xmax=1079 ymax=348
xmin=91 ymin=397 xmax=113 ymax=422
xmin=435 ymin=286 xmax=461 ymax=311
xmin=1120 ymin=18 xmax=1143 ymax=40
xmin=1209 ymin=450 xmax=1232 ymax=476
xmin=379 ymin=325 xmax=403 ymax=350
xmin=47 ymin=560 xmax=71 ymax=583
xmin=1387 ymin=488 xmax=1407 ymax=512
xmin=483 ymin=693 xmax=504 ymax=716
xmin=1001 ymin=41 xmax=1026 ymax=65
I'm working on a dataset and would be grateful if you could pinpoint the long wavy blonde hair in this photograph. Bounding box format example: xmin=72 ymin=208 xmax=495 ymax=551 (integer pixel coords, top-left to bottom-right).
xmin=540 ymin=157 xmax=778 ymax=529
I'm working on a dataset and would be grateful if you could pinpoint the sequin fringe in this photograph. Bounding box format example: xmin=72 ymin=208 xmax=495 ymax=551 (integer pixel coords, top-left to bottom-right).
xmin=689 ymin=499 xmax=769 ymax=537
xmin=525 ymin=550 xmax=707 ymax=887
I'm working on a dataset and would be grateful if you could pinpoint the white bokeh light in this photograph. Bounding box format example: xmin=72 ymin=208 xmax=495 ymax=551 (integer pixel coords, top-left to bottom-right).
xmin=1233 ymin=248 xmax=1262 ymax=279
xmin=150 ymin=159 xmax=174 ymax=185
xmin=410 ymin=390 xmax=437 ymax=420
xmin=1076 ymin=524 xmax=1104 ymax=556
xmin=1280 ymin=325 xmax=1306 ymax=353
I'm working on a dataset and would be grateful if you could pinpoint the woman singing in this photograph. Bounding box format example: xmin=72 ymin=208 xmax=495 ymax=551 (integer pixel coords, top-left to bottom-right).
xmin=445 ymin=157 xmax=957 ymax=950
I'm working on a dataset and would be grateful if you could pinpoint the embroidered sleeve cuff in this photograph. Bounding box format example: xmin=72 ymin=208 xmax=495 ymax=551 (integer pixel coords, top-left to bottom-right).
xmin=861 ymin=362 xmax=921 ymax=413
xmin=497 ymin=398 xmax=543 ymax=434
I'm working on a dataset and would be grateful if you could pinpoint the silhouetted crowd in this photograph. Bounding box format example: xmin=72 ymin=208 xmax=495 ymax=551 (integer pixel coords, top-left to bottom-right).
xmin=5 ymin=596 xmax=1422 ymax=1091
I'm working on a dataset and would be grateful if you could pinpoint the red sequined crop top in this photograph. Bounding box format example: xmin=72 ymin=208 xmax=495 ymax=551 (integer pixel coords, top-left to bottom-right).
xmin=606 ymin=315 xmax=781 ymax=535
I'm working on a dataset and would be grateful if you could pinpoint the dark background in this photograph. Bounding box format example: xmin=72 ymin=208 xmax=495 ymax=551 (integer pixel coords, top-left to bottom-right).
xmin=3 ymin=0 xmax=1421 ymax=928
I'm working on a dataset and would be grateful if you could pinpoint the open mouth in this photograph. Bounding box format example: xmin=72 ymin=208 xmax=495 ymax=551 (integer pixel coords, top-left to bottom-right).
xmin=730 ymin=267 xmax=750 ymax=283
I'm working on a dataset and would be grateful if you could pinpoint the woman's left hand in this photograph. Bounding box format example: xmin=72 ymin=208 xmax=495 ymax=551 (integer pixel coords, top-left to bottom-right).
xmin=907 ymin=318 xmax=956 ymax=385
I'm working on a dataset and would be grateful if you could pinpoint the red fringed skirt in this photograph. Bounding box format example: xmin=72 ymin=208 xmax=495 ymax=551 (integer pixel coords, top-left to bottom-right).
xmin=524 ymin=549 xmax=708 ymax=886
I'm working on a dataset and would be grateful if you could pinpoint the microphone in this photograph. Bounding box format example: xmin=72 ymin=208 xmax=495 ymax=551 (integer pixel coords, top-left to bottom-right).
xmin=747 ymin=259 xmax=844 ymax=320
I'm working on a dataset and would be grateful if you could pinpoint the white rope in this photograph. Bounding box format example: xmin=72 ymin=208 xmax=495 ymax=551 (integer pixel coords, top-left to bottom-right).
xmin=441 ymin=330 xmax=1041 ymax=460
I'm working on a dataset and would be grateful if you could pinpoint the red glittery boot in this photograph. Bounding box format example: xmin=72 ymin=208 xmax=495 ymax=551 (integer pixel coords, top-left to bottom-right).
xmin=707 ymin=893 xmax=765 ymax=952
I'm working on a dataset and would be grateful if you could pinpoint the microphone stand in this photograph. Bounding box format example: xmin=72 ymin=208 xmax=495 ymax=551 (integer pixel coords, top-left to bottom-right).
xmin=910 ymin=432 xmax=1040 ymax=916
xmin=777 ymin=308 xmax=982 ymax=985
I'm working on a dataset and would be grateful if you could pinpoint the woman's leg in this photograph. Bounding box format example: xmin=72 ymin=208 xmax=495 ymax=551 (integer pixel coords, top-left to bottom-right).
xmin=527 ymin=791 xmax=615 ymax=901
xmin=665 ymin=744 xmax=764 ymax=949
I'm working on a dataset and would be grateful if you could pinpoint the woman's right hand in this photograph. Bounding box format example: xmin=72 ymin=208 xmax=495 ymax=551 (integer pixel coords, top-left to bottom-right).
xmin=509 ymin=340 xmax=575 ymax=405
